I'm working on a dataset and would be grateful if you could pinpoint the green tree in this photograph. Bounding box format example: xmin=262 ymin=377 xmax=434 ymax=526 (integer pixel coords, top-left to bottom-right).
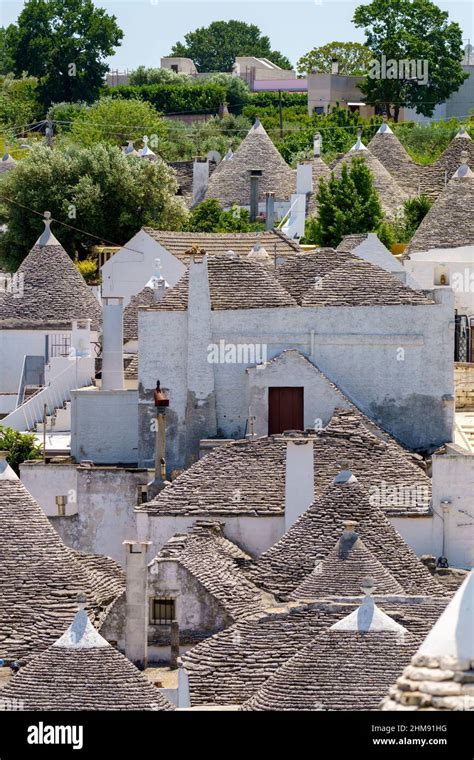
xmin=0 ymin=426 xmax=42 ymax=475
xmin=0 ymin=73 xmax=40 ymax=129
xmin=0 ymin=27 xmax=17 ymax=74
xmin=306 ymin=157 xmax=383 ymax=247
xmin=0 ymin=143 xmax=188 ymax=269
xmin=129 ymin=66 xmax=191 ymax=85
xmin=184 ymin=199 xmax=223 ymax=232
xmin=353 ymin=0 xmax=468 ymax=121
xmin=3 ymin=0 xmax=123 ymax=106
xmin=403 ymin=194 xmax=432 ymax=236
xmin=296 ymin=41 xmax=373 ymax=76
xmin=184 ymin=198 xmax=262 ymax=233
xmin=69 ymin=97 xmax=165 ymax=148
xmin=171 ymin=20 xmax=292 ymax=72
xmin=205 ymin=73 xmax=250 ymax=111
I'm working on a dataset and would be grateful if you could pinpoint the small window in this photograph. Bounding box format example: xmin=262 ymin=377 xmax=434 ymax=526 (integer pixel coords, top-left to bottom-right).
xmin=151 ymin=598 xmax=175 ymax=624
xmin=171 ymin=65 xmax=178 ymax=73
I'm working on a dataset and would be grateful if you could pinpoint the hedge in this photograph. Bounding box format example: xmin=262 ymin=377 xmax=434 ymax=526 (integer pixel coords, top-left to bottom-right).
xmin=107 ymin=82 xmax=226 ymax=114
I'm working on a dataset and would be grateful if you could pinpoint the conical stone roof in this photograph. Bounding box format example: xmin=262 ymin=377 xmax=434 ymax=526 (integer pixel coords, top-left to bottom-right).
xmin=205 ymin=119 xmax=296 ymax=205
xmin=242 ymin=595 xmax=418 ymax=711
xmin=249 ymin=473 xmax=445 ymax=599
xmin=405 ymin=154 xmax=474 ymax=255
xmin=289 ymin=523 xmax=404 ymax=599
xmin=0 ymin=214 xmax=102 ymax=329
xmin=367 ymin=120 xmax=421 ymax=194
xmin=382 ymin=571 xmax=474 ymax=711
xmin=0 ymin=455 xmax=125 ymax=661
xmin=334 ymin=137 xmax=409 ymax=218
xmin=0 ymin=607 xmax=174 ymax=711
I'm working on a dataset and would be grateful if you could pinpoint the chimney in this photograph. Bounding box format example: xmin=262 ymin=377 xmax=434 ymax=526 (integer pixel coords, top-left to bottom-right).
xmin=249 ymin=169 xmax=263 ymax=222
xmin=147 ymin=380 xmax=170 ymax=499
xmin=296 ymin=161 xmax=313 ymax=195
xmin=56 ymin=494 xmax=67 ymax=516
xmin=313 ymin=132 xmax=322 ymax=157
xmin=177 ymin=661 xmax=191 ymax=708
xmin=284 ymin=438 xmax=315 ymax=530
xmin=331 ymin=58 xmax=339 ymax=75
xmin=192 ymin=157 xmax=209 ymax=206
xmin=185 ymin=254 xmax=217 ymax=465
xmin=101 ymin=297 xmax=124 ymax=391
xmin=123 ymin=540 xmax=152 ymax=670
xmin=170 ymin=620 xmax=180 ymax=669
xmin=265 ymin=192 xmax=275 ymax=230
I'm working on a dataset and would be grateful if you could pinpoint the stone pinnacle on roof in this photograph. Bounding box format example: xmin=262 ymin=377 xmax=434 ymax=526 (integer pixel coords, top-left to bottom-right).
xmin=455 ymin=125 xmax=471 ymax=139
xmin=1 ymin=143 xmax=16 ymax=170
xmin=381 ymin=571 xmax=474 ymax=711
xmin=0 ymin=603 xmax=174 ymax=711
xmin=223 ymin=147 xmax=233 ymax=161
xmin=452 ymin=150 xmax=474 ymax=179
xmin=330 ymin=582 xmax=409 ymax=634
xmin=123 ymin=140 xmax=139 ymax=156
xmin=140 ymin=135 xmax=156 ymax=160
xmin=376 ymin=115 xmax=394 ymax=135
xmin=350 ymin=128 xmax=368 ymax=152
xmin=251 ymin=118 xmax=266 ymax=134
xmin=0 ymin=451 xmax=17 ymax=481
xmin=37 ymin=210 xmax=61 ymax=248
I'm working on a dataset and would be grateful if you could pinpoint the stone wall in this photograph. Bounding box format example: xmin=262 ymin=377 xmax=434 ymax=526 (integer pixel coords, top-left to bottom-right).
xmin=455 ymin=363 xmax=474 ymax=409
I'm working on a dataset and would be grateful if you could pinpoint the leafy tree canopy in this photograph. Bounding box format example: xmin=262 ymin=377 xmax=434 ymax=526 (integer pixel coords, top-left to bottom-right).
xmin=170 ymin=20 xmax=292 ymax=72
xmin=353 ymin=0 xmax=468 ymax=120
xmin=69 ymin=97 xmax=165 ymax=148
xmin=184 ymin=198 xmax=263 ymax=233
xmin=0 ymin=426 xmax=42 ymax=475
xmin=129 ymin=66 xmax=191 ymax=85
xmin=0 ymin=143 xmax=188 ymax=269
xmin=0 ymin=73 xmax=41 ymax=130
xmin=297 ymin=41 xmax=373 ymax=76
xmin=2 ymin=0 xmax=123 ymax=106
xmin=305 ymin=156 xmax=383 ymax=247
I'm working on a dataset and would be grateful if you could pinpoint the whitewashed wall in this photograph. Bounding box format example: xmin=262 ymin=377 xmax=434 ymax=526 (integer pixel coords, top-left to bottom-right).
xmin=71 ymin=388 xmax=139 ymax=464
xmin=101 ymin=230 xmax=186 ymax=306
xmin=138 ymin=290 xmax=455 ymax=470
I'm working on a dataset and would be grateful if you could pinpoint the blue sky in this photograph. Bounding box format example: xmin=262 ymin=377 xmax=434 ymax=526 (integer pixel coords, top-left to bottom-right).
xmin=1 ymin=0 xmax=473 ymax=70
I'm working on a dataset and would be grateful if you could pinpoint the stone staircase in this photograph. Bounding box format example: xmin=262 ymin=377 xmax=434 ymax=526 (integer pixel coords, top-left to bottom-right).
xmin=455 ymin=411 xmax=474 ymax=452
xmin=34 ymin=400 xmax=71 ymax=433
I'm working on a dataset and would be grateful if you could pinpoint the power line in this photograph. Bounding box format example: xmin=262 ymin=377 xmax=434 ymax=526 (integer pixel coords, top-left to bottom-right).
xmin=0 ymin=193 xmax=157 ymax=257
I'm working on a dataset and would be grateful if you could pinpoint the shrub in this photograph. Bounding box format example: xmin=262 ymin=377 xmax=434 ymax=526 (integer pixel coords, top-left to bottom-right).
xmin=0 ymin=426 xmax=43 ymax=475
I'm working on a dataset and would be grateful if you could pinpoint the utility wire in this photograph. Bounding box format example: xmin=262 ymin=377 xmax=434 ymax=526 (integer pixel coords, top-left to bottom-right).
xmin=0 ymin=193 xmax=156 ymax=256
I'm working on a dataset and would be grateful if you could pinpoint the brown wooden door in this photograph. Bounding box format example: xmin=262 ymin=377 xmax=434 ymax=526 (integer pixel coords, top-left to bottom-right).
xmin=268 ymin=387 xmax=304 ymax=434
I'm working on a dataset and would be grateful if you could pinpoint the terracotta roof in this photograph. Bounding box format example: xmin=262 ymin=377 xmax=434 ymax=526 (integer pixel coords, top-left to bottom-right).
xmin=0 ymin=458 xmax=125 ymax=662
xmin=182 ymin=596 xmax=448 ymax=706
xmin=151 ymin=254 xmax=298 ymax=311
xmin=382 ymin=571 xmax=474 ymax=711
xmin=142 ymin=228 xmax=300 ymax=264
xmin=405 ymin=162 xmax=474 ymax=255
xmin=333 ymin=146 xmax=409 ymax=218
xmin=299 ymin=257 xmax=433 ymax=306
xmin=152 ymin=521 xmax=271 ymax=621
xmin=140 ymin=408 xmax=432 ymax=519
xmin=0 ymin=219 xmax=101 ymax=330
xmin=289 ymin=526 xmax=404 ymax=599
xmin=250 ymin=473 xmax=444 ymax=599
xmin=123 ymin=285 xmax=156 ymax=341
xmin=0 ymin=608 xmax=174 ymax=710
xmin=204 ymin=120 xmax=296 ymax=205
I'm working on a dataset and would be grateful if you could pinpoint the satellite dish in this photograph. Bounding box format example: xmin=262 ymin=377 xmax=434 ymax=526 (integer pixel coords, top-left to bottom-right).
xmin=207 ymin=150 xmax=221 ymax=165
